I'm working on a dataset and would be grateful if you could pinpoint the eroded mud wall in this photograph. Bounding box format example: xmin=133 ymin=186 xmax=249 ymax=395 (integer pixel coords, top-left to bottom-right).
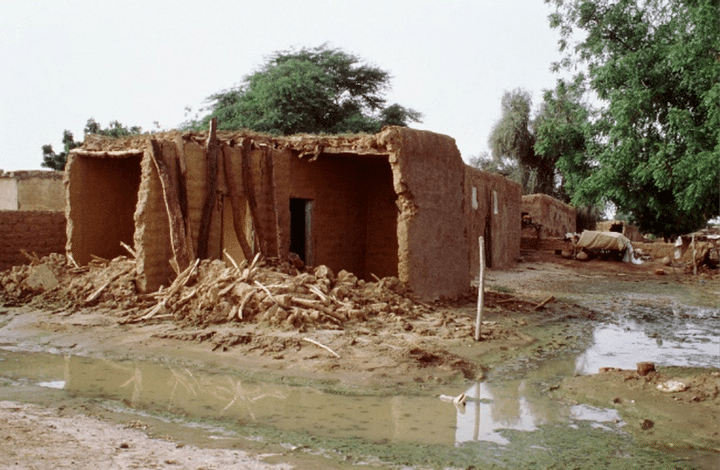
xmin=134 ymin=147 xmax=174 ymax=292
xmin=465 ymin=168 xmax=521 ymax=274
xmin=392 ymin=128 xmax=468 ymax=300
xmin=288 ymin=154 xmax=396 ymax=279
xmin=521 ymin=194 xmax=576 ymax=238
xmin=65 ymin=153 xmax=141 ymax=266
xmin=0 ymin=211 xmax=66 ymax=270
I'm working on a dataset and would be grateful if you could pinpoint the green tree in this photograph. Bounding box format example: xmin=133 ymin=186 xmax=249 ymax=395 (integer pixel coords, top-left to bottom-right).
xmin=546 ymin=0 xmax=720 ymax=237
xmin=488 ymin=89 xmax=558 ymax=196
xmin=191 ymin=44 xmax=422 ymax=134
xmin=41 ymin=118 xmax=143 ymax=171
xmin=41 ymin=130 xmax=80 ymax=171
xmin=534 ymin=77 xmax=594 ymax=203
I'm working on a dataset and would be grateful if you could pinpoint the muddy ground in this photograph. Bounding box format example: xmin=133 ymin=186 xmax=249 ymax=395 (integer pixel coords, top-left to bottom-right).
xmin=0 ymin=245 xmax=718 ymax=469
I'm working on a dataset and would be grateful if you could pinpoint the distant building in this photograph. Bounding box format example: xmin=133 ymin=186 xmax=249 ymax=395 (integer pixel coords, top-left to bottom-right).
xmin=521 ymin=193 xmax=577 ymax=239
xmin=0 ymin=170 xmax=66 ymax=270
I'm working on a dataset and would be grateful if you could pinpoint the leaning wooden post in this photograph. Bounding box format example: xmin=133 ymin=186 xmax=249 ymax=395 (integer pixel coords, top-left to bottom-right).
xmin=475 ymin=236 xmax=485 ymax=341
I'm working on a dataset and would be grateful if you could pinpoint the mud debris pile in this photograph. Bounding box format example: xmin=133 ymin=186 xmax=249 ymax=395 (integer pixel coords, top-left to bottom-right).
xmin=0 ymin=253 xmax=434 ymax=330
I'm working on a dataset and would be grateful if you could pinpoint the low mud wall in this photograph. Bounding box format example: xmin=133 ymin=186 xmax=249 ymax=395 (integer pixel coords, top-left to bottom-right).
xmin=522 ymin=194 xmax=576 ymax=238
xmin=465 ymin=168 xmax=522 ymax=272
xmin=0 ymin=211 xmax=66 ymax=270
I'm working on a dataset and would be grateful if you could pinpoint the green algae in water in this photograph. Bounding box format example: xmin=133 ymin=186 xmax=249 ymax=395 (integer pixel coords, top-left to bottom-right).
xmin=213 ymin=415 xmax=696 ymax=469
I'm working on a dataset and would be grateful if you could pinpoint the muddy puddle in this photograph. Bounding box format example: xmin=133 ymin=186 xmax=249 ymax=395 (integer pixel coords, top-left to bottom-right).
xmin=577 ymin=298 xmax=720 ymax=374
xmin=0 ymin=299 xmax=718 ymax=468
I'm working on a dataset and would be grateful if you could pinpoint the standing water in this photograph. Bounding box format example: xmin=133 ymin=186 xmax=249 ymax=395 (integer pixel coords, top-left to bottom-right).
xmin=0 ymin=298 xmax=718 ymax=468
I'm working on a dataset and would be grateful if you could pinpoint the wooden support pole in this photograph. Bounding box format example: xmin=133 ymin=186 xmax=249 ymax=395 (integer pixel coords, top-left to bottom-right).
xmin=221 ymin=145 xmax=253 ymax=260
xmin=148 ymin=139 xmax=194 ymax=273
xmin=241 ymin=138 xmax=265 ymax=255
xmin=475 ymin=236 xmax=485 ymax=341
xmin=197 ymin=117 xmax=219 ymax=259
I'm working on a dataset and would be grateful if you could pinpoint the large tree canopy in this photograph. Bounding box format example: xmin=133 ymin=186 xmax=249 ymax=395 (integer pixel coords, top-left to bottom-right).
xmin=546 ymin=0 xmax=720 ymax=237
xmin=487 ymin=87 xmax=572 ymax=198
xmin=192 ymin=45 xmax=422 ymax=135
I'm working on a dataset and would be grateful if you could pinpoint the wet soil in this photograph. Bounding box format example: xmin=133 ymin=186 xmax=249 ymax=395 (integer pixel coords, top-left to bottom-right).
xmin=0 ymin=249 xmax=718 ymax=469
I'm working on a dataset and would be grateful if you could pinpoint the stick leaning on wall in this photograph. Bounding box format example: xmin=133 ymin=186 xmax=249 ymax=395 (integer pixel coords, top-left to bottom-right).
xmin=474 ymin=236 xmax=485 ymax=341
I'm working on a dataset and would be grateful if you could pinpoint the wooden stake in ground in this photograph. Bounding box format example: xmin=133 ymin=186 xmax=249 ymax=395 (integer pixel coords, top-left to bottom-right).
xmin=475 ymin=236 xmax=485 ymax=341
xmin=692 ymin=233 xmax=697 ymax=276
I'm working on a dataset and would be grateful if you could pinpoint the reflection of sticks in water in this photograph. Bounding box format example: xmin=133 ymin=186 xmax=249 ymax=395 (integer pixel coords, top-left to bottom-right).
xmin=168 ymin=368 xmax=200 ymax=410
xmin=119 ymin=365 xmax=143 ymax=405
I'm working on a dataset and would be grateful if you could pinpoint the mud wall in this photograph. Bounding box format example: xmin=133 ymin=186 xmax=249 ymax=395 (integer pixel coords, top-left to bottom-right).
xmin=391 ymin=128 xmax=469 ymax=300
xmin=65 ymin=152 xmax=142 ymax=266
xmin=0 ymin=211 xmax=66 ymax=270
xmin=596 ymin=220 xmax=645 ymax=242
xmin=521 ymin=194 xmax=576 ymax=238
xmin=465 ymin=168 xmax=522 ymax=274
xmin=16 ymin=172 xmax=65 ymax=211
xmin=0 ymin=178 xmax=17 ymax=210
xmin=0 ymin=171 xmax=65 ymax=211
xmin=134 ymin=146 xmax=174 ymax=291
xmin=288 ymin=154 xmax=397 ymax=280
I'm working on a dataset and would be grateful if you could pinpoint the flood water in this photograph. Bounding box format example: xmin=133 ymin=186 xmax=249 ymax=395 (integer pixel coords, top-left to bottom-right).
xmin=0 ymin=299 xmax=718 ymax=468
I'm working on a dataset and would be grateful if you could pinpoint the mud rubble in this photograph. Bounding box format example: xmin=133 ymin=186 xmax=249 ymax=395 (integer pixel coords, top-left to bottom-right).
xmin=1 ymin=252 xmax=565 ymax=383
xmin=0 ymin=253 xmax=431 ymax=329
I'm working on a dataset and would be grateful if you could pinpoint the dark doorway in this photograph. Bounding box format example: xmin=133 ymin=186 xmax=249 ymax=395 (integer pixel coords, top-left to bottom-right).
xmin=290 ymin=198 xmax=313 ymax=264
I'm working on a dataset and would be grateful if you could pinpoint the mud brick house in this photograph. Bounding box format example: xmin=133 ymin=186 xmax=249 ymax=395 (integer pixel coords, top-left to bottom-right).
xmin=521 ymin=193 xmax=577 ymax=239
xmin=0 ymin=170 xmax=66 ymax=270
xmin=65 ymin=126 xmax=520 ymax=300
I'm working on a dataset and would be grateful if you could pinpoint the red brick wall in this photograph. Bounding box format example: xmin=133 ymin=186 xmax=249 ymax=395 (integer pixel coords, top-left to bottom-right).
xmin=0 ymin=211 xmax=66 ymax=271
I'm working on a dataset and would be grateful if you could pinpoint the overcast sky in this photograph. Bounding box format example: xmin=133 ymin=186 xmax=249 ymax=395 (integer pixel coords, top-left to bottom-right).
xmin=1 ymin=0 xmax=567 ymax=171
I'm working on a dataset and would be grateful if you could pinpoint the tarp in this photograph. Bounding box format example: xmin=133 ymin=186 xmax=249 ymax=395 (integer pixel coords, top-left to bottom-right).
xmin=576 ymin=230 xmax=643 ymax=264
xmin=577 ymin=231 xmax=630 ymax=251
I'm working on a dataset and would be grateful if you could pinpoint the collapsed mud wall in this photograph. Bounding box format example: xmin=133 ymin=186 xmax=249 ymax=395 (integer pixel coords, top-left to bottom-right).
xmin=465 ymin=168 xmax=522 ymax=272
xmin=65 ymin=126 xmax=521 ymax=300
xmin=0 ymin=211 xmax=66 ymax=270
xmin=521 ymin=194 xmax=577 ymax=238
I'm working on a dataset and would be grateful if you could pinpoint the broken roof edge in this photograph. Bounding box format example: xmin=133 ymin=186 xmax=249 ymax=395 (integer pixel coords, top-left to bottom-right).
xmin=74 ymin=126 xmax=442 ymax=157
